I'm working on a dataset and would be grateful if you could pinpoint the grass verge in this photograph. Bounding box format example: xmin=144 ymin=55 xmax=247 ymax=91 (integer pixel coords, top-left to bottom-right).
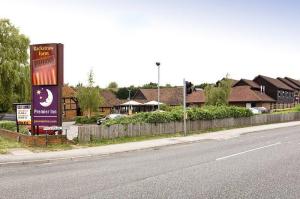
xmin=26 ymin=143 xmax=74 ymax=153
xmin=0 ymin=136 xmax=23 ymax=154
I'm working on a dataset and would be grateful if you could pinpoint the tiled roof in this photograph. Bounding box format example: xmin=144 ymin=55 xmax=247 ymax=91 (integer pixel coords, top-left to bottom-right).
xmin=255 ymin=75 xmax=294 ymax=91
xmin=229 ymin=86 xmax=275 ymax=102
xmin=284 ymin=77 xmax=300 ymax=88
xmin=187 ymin=90 xmax=205 ymax=103
xmin=100 ymin=90 xmax=121 ymax=107
xmin=216 ymin=78 xmax=238 ymax=87
xmin=135 ymin=87 xmax=183 ymax=105
xmin=233 ymin=79 xmax=260 ymax=89
xmin=278 ymin=78 xmax=300 ymax=90
xmin=62 ymin=86 xmax=76 ymax=98
xmin=178 ymin=86 xmax=275 ymax=104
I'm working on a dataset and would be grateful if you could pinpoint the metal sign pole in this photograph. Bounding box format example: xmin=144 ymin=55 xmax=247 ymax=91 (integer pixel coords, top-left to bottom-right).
xmin=183 ymin=79 xmax=187 ymax=136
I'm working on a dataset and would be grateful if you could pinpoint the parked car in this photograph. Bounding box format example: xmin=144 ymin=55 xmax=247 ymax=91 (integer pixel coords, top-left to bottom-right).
xmin=248 ymin=108 xmax=261 ymax=114
xmin=254 ymin=107 xmax=268 ymax=113
xmin=248 ymin=107 xmax=268 ymax=114
xmin=96 ymin=114 xmax=126 ymax=125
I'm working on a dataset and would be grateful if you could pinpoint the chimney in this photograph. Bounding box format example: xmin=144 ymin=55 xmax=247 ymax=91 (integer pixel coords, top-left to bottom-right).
xmin=260 ymin=85 xmax=265 ymax=93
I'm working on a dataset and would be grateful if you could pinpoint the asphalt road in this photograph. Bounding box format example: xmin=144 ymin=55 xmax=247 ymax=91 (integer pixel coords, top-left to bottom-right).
xmin=1 ymin=126 xmax=300 ymax=199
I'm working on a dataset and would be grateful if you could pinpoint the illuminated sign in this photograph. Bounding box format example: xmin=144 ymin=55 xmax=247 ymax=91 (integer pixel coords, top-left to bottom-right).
xmin=30 ymin=43 xmax=63 ymax=132
xmin=31 ymin=44 xmax=58 ymax=85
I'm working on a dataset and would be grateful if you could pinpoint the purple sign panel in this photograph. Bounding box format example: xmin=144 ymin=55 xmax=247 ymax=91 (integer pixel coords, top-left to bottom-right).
xmin=32 ymin=86 xmax=58 ymax=126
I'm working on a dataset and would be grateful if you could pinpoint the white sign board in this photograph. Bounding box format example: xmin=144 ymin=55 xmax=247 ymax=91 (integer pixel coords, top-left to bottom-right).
xmin=43 ymin=126 xmax=62 ymax=131
xmin=16 ymin=104 xmax=31 ymax=125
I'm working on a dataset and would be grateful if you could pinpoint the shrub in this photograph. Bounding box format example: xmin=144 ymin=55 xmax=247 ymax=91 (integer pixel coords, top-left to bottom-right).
xmin=102 ymin=105 xmax=253 ymax=126
xmin=0 ymin=121 xmax=16 ymax=131
xmin=295 ymin=105 xmax=300 ymax=112
xmin=75 ymin=114 xmax=104 ymax=124
xmin=0 ymin=121 xmax=29 ymax=134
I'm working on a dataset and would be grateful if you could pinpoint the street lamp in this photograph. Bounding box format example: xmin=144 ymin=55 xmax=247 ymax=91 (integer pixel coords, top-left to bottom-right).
xmin=128 ymin=89 xmax=131 ymax=101
xmin=128 ymin=89 xmax=132 ymax=114
xmin=156 ymin=62 xmax=160 ymax=110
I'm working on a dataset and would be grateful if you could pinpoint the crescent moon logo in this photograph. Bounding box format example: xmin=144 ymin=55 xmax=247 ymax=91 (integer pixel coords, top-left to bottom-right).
xmin=40 ymin=89 xmax=53 ymax=107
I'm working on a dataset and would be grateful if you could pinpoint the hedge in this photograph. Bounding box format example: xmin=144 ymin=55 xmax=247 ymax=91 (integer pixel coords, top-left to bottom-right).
xmin=0 ymin=121 xmax=29 ymax=134
xmin=75 ymin=114 xmax=104 ymax=124
xmin=104 ymin=106 xmax=253 ymax=126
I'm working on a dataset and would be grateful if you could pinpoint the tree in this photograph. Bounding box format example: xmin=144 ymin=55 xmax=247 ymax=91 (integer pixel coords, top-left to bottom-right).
xmin=0 ymin=19 xmax=30 ymax=112
xmin=116 ymin=86 xmax=138 ymax=99
xmin=76 ymin=70 xmax=103 ymax=117
xmin=142 ymin=82 xmax=158 ymax=89
xmin=205 ymin=74 xmax=232 ymax=106
xmin=107 ymin=81 xmax=118 ymax=93
xmin=194 ymin=83 xmax=214 ymax=89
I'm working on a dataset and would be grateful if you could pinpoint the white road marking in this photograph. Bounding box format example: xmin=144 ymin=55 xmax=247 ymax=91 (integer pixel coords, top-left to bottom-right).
xmin=216 ymin=142 xmax=281 ymax=161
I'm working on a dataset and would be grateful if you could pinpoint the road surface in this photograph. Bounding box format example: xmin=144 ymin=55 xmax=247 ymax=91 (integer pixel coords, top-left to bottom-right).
xmin=1 ymin=125 xmax=300 ymax=198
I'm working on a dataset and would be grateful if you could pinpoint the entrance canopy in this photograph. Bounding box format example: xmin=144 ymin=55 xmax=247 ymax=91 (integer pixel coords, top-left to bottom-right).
xmin=143 ymin=100 xmax=164 ymax=106
xmin=120 ymin=100 xmax=142 ymax=106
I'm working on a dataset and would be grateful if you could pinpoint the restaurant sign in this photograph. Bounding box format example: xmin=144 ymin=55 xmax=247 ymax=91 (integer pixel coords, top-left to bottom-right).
xmin=32 ymin=86 xmax=59 ymax=126
xmin=16 ymin=104 xmax=31 ymax=125
xmin=30 ymin=43 xmax=63 ymax=129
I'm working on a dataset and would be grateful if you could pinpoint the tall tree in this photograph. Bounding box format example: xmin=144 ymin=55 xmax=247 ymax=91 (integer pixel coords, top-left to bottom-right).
xmin=107 ymin=81 xmax=118 ymax=93
xmin=0 ymin=19 xmax=30 ymax=112
xmin=205 ymin=74 xmax=232 ymax=106
xmin=116 ymin=86 xmax=138 ymax=100
xmin=76 ymin=70 xmax=103 ymax=117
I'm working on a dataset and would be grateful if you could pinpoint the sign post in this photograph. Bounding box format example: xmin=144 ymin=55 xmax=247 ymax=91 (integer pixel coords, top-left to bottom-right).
xmin=30 ymin=43 xmax=64 ymax=135
xmin=183 ymin=78 xmax=187 ymax=136
xmin=14 ymin=103 xmax=31 ymax=133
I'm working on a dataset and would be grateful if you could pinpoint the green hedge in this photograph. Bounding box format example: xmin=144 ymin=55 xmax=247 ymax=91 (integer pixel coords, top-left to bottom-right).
xmin=104 ymin=106 xmax=253 ymax=126
xmin=75 ymin=114 xmax=104 ymax=124
xmin=0 ymin=121 xmax=29 ymax=134
xmin=295 ymin=105 xmax=300 ymax=112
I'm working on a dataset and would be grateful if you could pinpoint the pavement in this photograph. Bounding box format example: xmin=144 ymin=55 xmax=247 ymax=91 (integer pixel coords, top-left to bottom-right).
xmin=62 ymin=121 xmax=78 ymax=140
xmin=1 ymin=121 xmax=300 ymax=166
xmin=1 ymin=122 xmax=300 ymax=198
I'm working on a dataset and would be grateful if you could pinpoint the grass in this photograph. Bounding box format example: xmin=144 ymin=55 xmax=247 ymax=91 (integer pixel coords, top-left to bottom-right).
xmin=0 ymin=120 xmax=29 ymax=134
xmin=0 ymin=136 xmax=23 ymax=154
xmin=27 ymin=143 xmax=74 ymax=153
xmin=84 ymin=133 xmax=183 ymax=147
xmin=0 ymin=135 xmax=75 ymax=154
xmin=271 ymin=106 xmax=300 ymax=114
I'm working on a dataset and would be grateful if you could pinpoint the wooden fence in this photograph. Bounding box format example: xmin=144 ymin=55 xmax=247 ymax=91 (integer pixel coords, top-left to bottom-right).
xmin=78 ymin=112 xmax=300 ymax=142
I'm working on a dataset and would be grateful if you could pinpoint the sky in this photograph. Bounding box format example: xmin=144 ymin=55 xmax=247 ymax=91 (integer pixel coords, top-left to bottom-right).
xmin=1 ymin=0 xmax=300 ymax=87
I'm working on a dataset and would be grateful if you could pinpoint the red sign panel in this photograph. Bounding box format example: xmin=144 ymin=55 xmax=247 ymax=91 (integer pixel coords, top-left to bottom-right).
xmin=31 ymin=44 xmax=58 ymax=85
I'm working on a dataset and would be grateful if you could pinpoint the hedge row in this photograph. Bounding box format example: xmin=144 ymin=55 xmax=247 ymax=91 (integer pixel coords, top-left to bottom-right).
xmin=75 ymin=114 xmax=104 ymax=124
xmin=104 ymin=106 xmax=253 ymax=126
xmin=0 ymin=121 xmax=29 ymax=134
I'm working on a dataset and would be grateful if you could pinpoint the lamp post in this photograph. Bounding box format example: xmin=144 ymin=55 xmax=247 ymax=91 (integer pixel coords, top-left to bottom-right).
xmin=183 ymin=79 xmax=187 ymax=136
xmin=128 ymin=89 xmax=131 ymax=114
xmin=156 ymin=62 xmax=160 ymax=110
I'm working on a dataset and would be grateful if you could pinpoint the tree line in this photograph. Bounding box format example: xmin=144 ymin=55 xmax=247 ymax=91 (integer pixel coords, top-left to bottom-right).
xmin=0 ymin=19 xmax=30 ymax=112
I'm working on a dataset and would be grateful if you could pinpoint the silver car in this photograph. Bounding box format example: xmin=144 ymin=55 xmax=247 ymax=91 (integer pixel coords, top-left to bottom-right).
xmin=96 ymin=114 xmax=125 ymax=125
